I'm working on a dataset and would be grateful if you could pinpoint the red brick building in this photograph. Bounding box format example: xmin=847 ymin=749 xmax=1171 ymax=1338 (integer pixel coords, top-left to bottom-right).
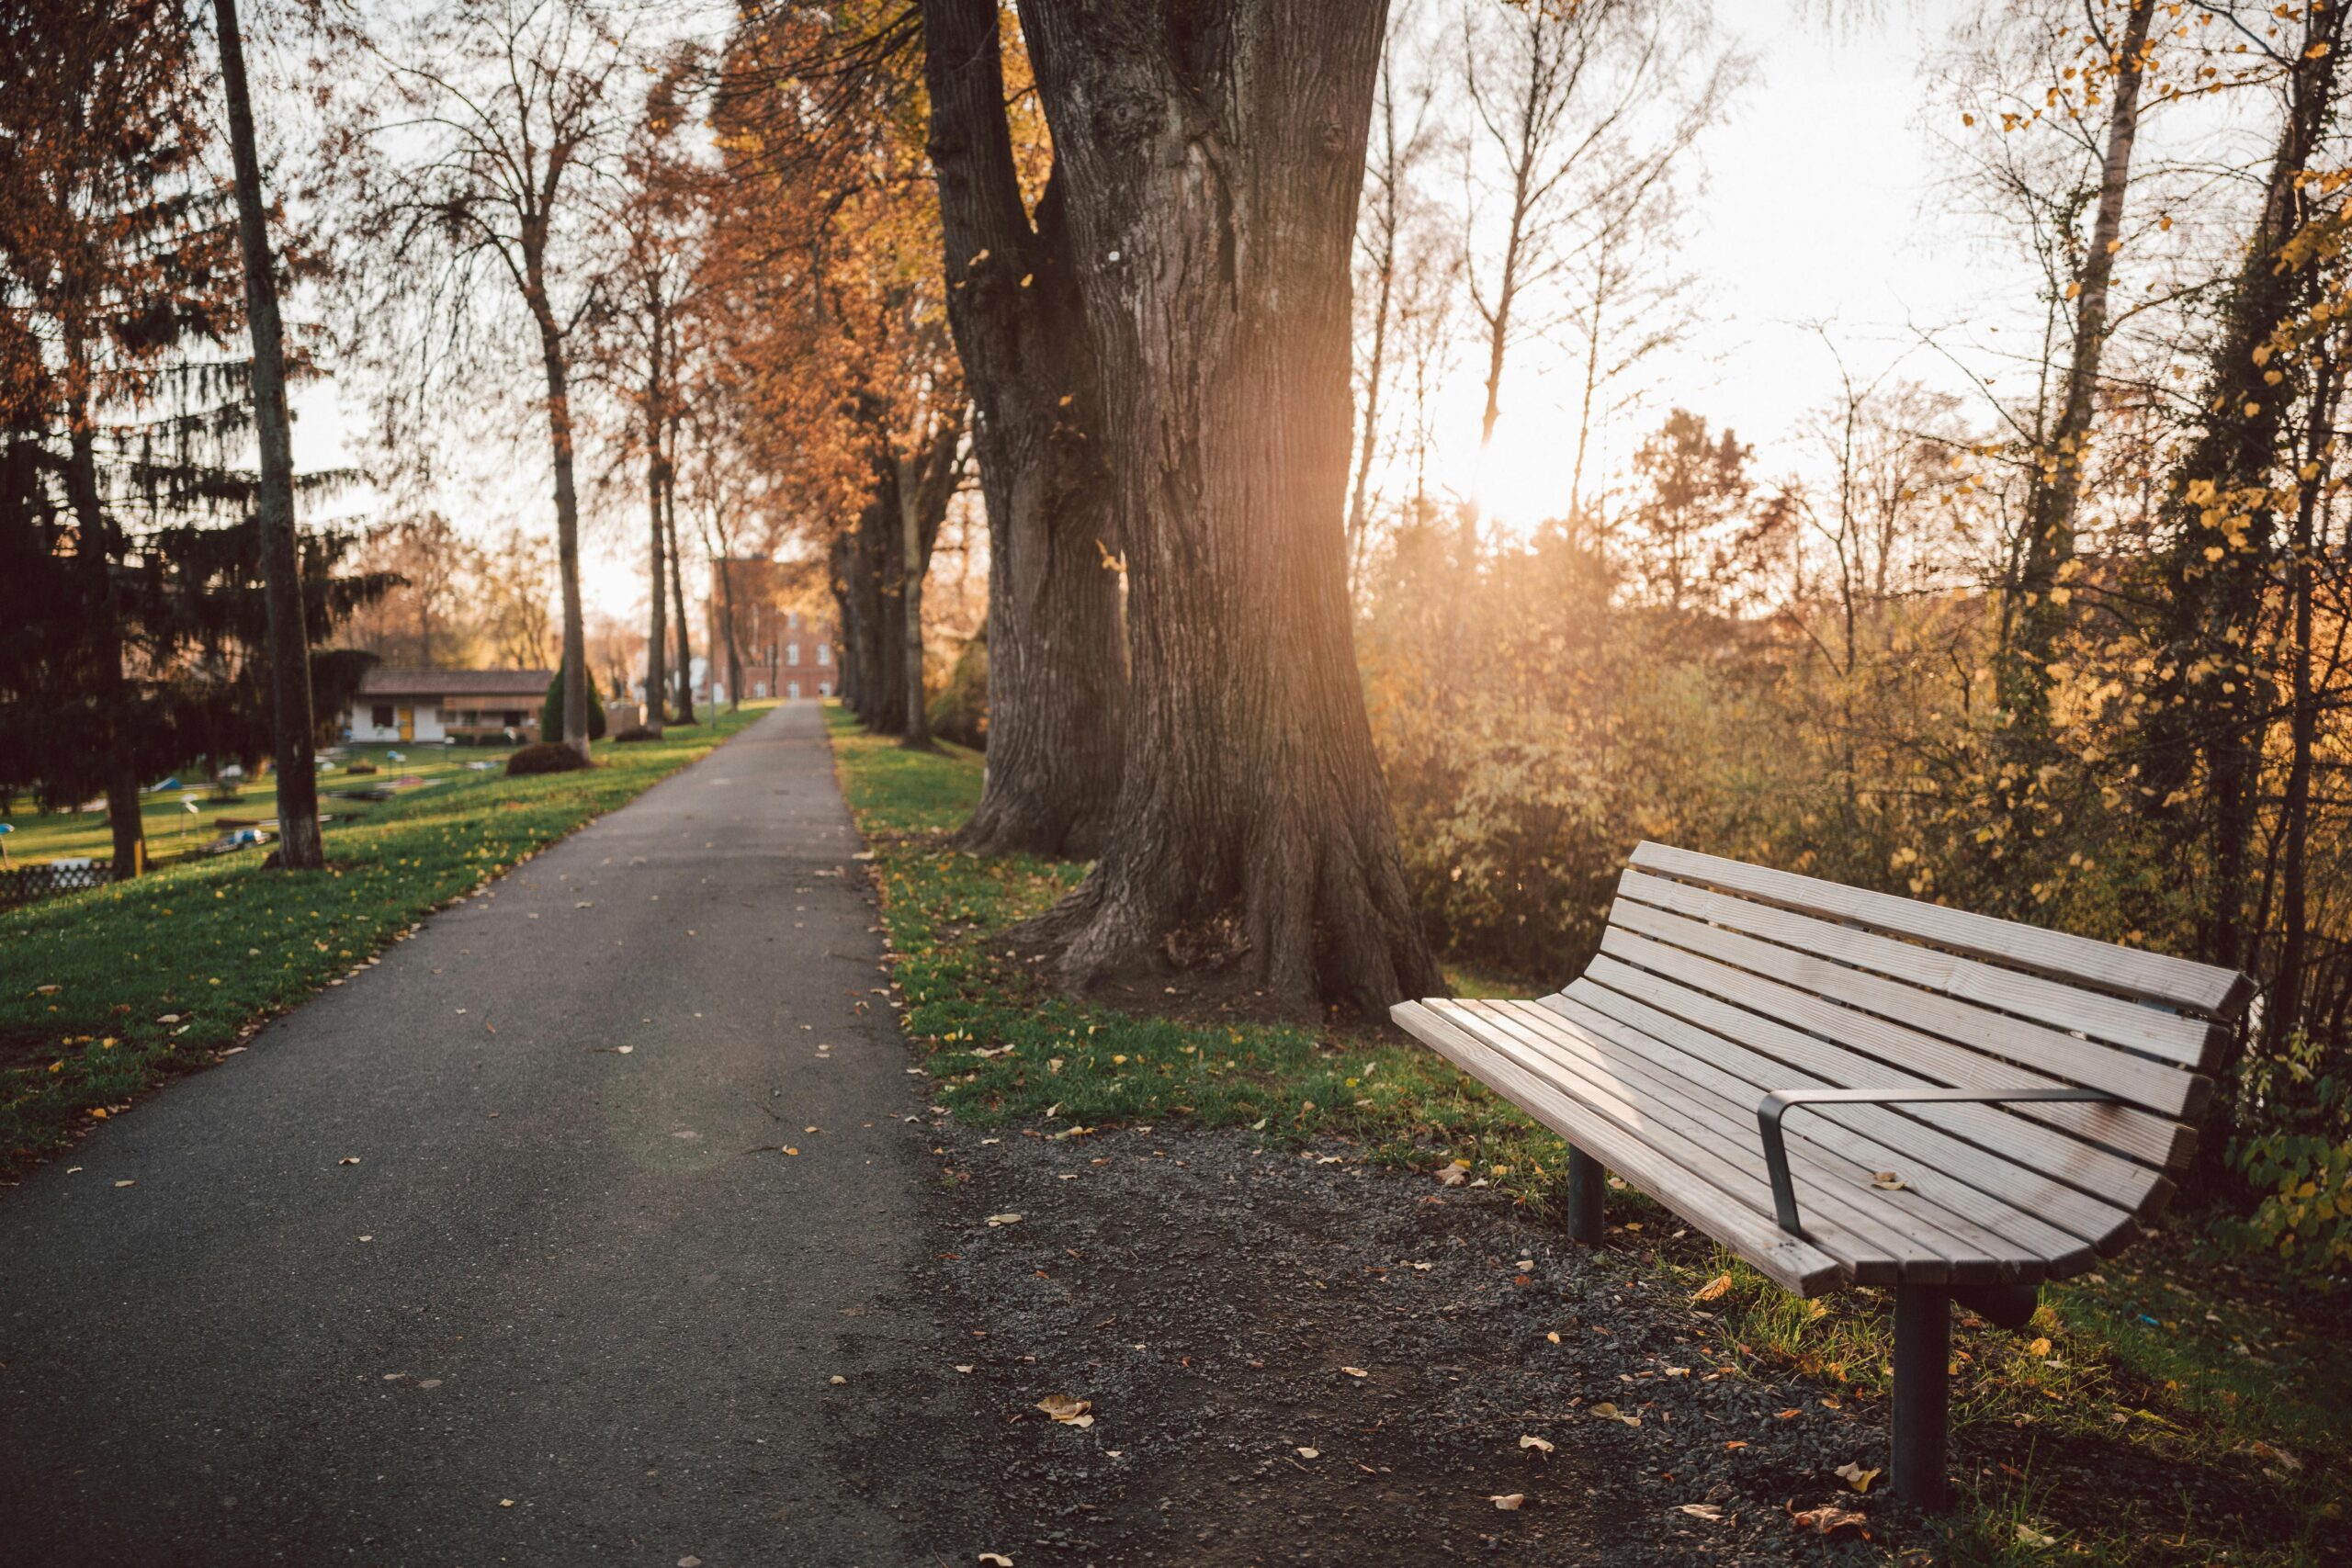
xmin=707 ymin=558 xmax=835 ymax=702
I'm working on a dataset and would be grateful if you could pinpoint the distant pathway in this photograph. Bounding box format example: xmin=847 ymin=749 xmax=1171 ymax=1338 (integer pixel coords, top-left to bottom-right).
xmin=0 ymin=705 xmax=947 ymax=1566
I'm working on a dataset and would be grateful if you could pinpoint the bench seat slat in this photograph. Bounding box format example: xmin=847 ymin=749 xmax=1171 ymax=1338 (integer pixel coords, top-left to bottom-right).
xmin=1606 ymin=902 xmax=2210 ymax=1121
xmin=1561 ymin=972 xmax=2151 ymax=1243
xmin=1464 ymin=999 xmax=2076 ymax=1280
xmin=1617 ymin=870 xmax=2224 ymax=1071
xmin=1419 ymin=1001 xmax=1932 ymax=1282
xmin=1392 ymin=1000 xmax=1848 ymax=1297
xmin=1627 ymin=840 xmax=2253 ymax=1021
xmin=1542 ymin=987 xmax=2119 ymax=1266
xmin=1443 ymin=1000 xmax=2007 ymax=1281
xmin=1595 ymin=932 xmax=2193 ymax=1179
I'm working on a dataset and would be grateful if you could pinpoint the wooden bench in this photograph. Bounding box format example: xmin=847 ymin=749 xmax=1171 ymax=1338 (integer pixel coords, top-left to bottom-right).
xmin=1392 ymin=840 xmax=2253 ymax=1509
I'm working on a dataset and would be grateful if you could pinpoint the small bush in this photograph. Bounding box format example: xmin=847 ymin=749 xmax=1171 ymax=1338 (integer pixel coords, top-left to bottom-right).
xmin=346 ymin=761 xmax=378 ymax=775
xmin=613 ymin=725 xmax=661 ymax=743
xmin=505 ymin=741 xmax=590 ymax=776
xmin=541 ymin=668 xmax=606 ymax=743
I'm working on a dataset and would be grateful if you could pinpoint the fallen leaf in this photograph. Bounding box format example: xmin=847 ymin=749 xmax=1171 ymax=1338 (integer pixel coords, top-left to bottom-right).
xmin=986 ymin=1213 xmax=1023 ymax=1227
xmin=2016 ymin=1523 xmax=2055 ymax=1548
xmin=113 ymin=1179 xmax=135 ymax=1189
xmin=1679 ymin=1503 xmax=1724 ymax=1521
xmin=1690 ymin=1273 xmax=1732 ymax=1303
xmin=1514 ymin=1258 xmax=1534 ymax=1270
xmin=1835 ymin=1461 xmax=1881 ymax=1495
xmin=1791 ymin=1502 xmax=1869 ymax=1538
xmin=35 ymin=985 xmax=59 ymax=995
xmin=1340 ymin=1366 xmax=1369 ymax=1379
xmin=338 ymin=1156 xmax=361 ymax=1166
xmin=829 ymin=1375 xmax=846 ymax=1385
xmin=1490 ymin=1494 xmax=1525 ymax=1511
xmin=1774 ymin=1408 xmax=1800 ymax=1419
xmin=1296 ymin=1447 xmax=1319 ymax=1460
xmin=1036 ymin=1393 xmax=1093 ymax=1427
xmin=1589 ymin=1403 xmax=1641 ymax=1427
xmin=678 ymin=1558 xmax=702 ymax=1567
xmin=1519 ymin=1435 xmax=1555 ymax=1454
xmin=1545 ymin=1331 xmax=1561 ymax=1344
xmin=2028 ymin=1336 xmax=2053 ymax=1358
xmin=1871 ymin=1171 xmax=1906 ymax=1191
xmin=955 ymin=1365 xmax=975 ymax=1374
xmin=1724 ymin=1440 xmax=1748 ymax=1450
xmin=499 ymin=1499 xmax=514 ymax=1508
xmin=979 ymin=1555 xmax=1014 ymax=1566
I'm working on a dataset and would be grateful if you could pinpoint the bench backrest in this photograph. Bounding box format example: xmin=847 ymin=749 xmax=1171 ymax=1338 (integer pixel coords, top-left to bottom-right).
xmin=1577 ymin=842 xmax=2253 ymax=1205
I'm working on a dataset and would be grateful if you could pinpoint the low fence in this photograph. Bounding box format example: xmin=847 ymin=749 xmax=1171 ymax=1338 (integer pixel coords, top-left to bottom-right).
xmin=0 ymin=860 xmax=112 ymax=908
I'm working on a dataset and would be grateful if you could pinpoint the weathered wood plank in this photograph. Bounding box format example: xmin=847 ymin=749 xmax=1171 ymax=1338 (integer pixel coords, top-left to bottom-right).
xmin=1559 ymin=970 xmax=2143 ymax=1240
xmin=1591 ymin=933 xmax=2195 ymax=1179
xmin=1538 ymin=987 xmax=2119 ymax=1265
xmin=1606 ymin=900 xmax=2211 ymax=1120
xmin=1616 ymin=870 xmax=2225 ymax=1070
xmin=1463 ymin=999 xmax=2062 ymax=1280
xmin=1391 ymin=1001 xmax=1848 ymax=1296
xmin=1627 ymin=840 xmax=2253 ymax=1021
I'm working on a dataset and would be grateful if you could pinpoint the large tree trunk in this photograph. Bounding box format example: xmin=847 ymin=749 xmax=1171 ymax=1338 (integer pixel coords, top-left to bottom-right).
xmin=215 ymin=0 xmax=323 ymax=869
xmin=836 ymin=496 xmax=905 ymax=732
xmin=922 ymin=0 xmax=1125 ymax=855
xmin=897 ymin=449 xmax=935 ymax=750
xmin=644 ymin=437 xmax=667 ymax=736
xmin=1999 ymin=0 xmax=2154 ymax=746
xmin=662 ymin=467 xmax=695 ymax=723
xmin=65 ymin=412 xmax=143 ymax=879
xmin=1012 ymin=0 xmax=1443 ymax=1016
xmin=530 ymin=291 xmax=592 ymax=760
xmin=2140 ymin=3 xmax=2345 ymax=974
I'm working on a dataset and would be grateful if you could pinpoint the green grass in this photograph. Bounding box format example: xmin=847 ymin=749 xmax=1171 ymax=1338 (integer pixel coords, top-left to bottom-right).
xmin=0 ymin=706 xmax=769 ymax=1172
xmin=829 ymin=707 xmax=2349 ymax=1565
xmin=0 ymin=741 xmax=494 ymax=865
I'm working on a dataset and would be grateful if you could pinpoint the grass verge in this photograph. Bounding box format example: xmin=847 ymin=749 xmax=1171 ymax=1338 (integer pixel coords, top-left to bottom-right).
xmin=1 ymin=705 xmax=769 ymax=1174
xmin=830 ymin=705 xmax=2347 ymax=1565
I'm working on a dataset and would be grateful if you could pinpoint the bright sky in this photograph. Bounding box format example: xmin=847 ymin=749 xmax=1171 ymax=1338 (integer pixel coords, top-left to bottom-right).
xmin=293 ymin=0 xmax=1999 ymax=625
xmin=1464 ymin=0 xmax=1996 ymax=530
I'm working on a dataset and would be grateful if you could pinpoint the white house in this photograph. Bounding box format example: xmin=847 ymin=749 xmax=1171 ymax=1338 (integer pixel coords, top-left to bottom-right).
xmin=344 ymin=668 xmax=553 ymax=744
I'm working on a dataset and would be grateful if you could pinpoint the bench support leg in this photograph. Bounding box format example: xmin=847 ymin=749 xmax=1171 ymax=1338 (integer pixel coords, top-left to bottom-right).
xmin=1892 ymin=1284 xmax=1951 ymax=1510
xmin=1565 ymin=1145 xmax=1605 ymax=1244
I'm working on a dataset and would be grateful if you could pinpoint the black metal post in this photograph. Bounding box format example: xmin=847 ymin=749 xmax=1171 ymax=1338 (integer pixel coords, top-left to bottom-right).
xmin=1892 ymin=1284 xmax=1951 ymax=1509
xmin=1566 ymin=1145 xmax=1605 ymax=1243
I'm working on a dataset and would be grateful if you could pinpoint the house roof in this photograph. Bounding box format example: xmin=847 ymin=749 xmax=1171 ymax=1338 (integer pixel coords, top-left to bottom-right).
xmin=356 ymin=667 xmax=554 ymax=698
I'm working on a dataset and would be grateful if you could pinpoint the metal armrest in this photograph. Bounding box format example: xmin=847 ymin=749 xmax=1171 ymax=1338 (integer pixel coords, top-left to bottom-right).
xmin=1756 ymin=1086 xmax=2116 ymax=1238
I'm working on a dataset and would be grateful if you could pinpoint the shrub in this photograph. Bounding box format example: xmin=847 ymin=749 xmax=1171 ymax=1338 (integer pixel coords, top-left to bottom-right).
xmin=540 ymin=668 xmax=606 ymax=743
xmin=613 ymin=726 xmax=660 ymax=743
xmin=505 ymin=741 xmax=589 ymax=776
xmin=929 ymin=628 xmax=988 ymax=749
xmin=345 ymin=761 xmax=378 ymax=775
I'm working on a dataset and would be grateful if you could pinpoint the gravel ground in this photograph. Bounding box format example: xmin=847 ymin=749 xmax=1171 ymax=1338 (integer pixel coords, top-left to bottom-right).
xmin=851 ymin=1119 xmax=1928 ymax=1566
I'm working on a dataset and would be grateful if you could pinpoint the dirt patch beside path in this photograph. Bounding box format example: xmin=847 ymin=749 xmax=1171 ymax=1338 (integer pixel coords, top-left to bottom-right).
xmin=858 ymin=1122 xmax=1913 ymax=1565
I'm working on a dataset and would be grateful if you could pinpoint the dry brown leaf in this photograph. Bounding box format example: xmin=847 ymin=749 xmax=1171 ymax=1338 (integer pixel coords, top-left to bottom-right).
xmin=2028 ymin=1336 xmax=2053 ymax=1358
xmin=1588 ymin=1403 xmax=1641 ymax=1427
xmin=1434 ymin=1166 xmax=1466 ymax=1187
xmin=1518 ymin=1435 xmax=1555 ymax=1454
xmin=1035 ymin=1393 xmax=1093 ymax=1427
xmin=1835 ymin=1461 xmax=1881 ymax=1495
xmin=1340 ymin=1366 xmax=1369 ymax=1379
xmin=1871 ymin=1171 xmax=1906 ymax=1191
xmin=1791 ymin=1503 xmax=1870 ymax=1539
xmin=1679 ymin=1503 xmax=1724 ymax=1521
xmin=979 ymin=1555 xmax=1014 ymax=1566
xmin=1690 ymin=1273 xmax=1733 ymax=1303
xmin=1490 ymin=1494 xmax=1525 ymax=1511
xmin=1296 ymin=1447 xmax=1319 ymax=1460
xmin=985 ymin=1213 xmax=1023 ymax=1227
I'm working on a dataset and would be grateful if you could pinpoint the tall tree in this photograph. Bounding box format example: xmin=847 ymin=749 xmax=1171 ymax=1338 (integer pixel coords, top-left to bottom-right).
xmin=335 ymin=0 xmax=639 ymax=761
xmin=1998 ymin=0 xmax=2158 ymax=748
xmin=921 ymin=0 xmax=1126 ymax=853
xmin=1011 ymin=0 xmax=1442 ymax=1014
xmin=212 ymin=0 xmax=324 ymax=868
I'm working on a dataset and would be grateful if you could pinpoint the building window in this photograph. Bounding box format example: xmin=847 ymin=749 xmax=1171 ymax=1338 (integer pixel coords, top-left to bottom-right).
xmin=755 ymin=681 xmax=767 ymax=697
xmin=370 ymin=704 xmax=394 ymax=728
xmin=787 ymin=610 xmax=800 ymax=630
xmin=817 ymin=643 xmax=831 ymax=666
xmin=786 ymin=642 xmax=800 ymax=666
xmin=503 ymin=710 xmax=525 ymax=728
xmin=819 ymin=680 xmax=831 ymax=696
xmin=435 ymin=708 xmax=459 ymax=725
xmin=787 ymin=681 xmax=801 ymax=700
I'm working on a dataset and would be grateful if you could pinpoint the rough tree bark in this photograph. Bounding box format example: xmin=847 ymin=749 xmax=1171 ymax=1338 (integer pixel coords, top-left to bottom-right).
xmin=2142 ymin=2 xmax=2344 ymax=974
xmin=921 ymin=0 xmax=1125 ymax=854
xmin=527 ymin=283 xmax=592 ymax=758
xmin=1012 ymin=0 xmax=1444 ymax=1016
xmin=896 ymin=446 xmax=935 ymax=750
xmin=65 ymin=411 xmax=143 ymax=880
xmin=215 ymin=0 xmax=325 ymax=868
xmin=644 ymin=442 xmax=667 ymax=734
xmin=2000 ymin=0 xmax=2154 ymax=745
xmin=663 ymin=454 xmax=695 ymax=722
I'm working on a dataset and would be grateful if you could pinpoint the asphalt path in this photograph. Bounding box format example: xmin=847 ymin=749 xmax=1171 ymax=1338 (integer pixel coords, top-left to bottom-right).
xmin=0 ymin=704 xmax=952 ymax=1566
